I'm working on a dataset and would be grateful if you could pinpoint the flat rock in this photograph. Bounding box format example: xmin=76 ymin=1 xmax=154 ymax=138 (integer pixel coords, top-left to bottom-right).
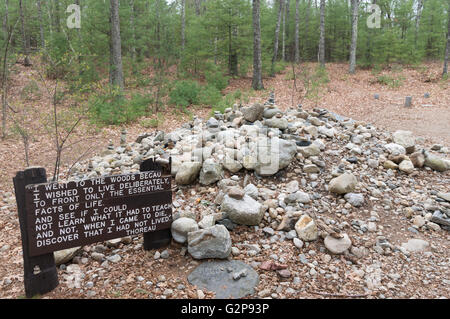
xmin=54 ymin=247 xmax=82 ymax=265
xmin=188 ymin=260 xmax=259 ymax=299
xmin=401 ymin=239 xmax=429 ymax=253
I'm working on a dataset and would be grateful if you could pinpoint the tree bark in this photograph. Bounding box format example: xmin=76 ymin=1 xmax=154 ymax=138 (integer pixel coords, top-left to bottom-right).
xmin=109 ymin=0 xmax=124 ymax=89
xmin=181 ymin=0 xmax=186 ymax=53
xmin=282 ymin=0 xmax=286 ymax=61
xmin=37 ymin=0 xmax=45 ymax=48
xmin=19 ymin=0 xmax=31 ymax=66
xmin=130 ymin=0 xmax=137 ymax=62
xmin=415 ymin=0 xmax=424 ymax=47
xmin=443 ymin=1 xmax=450 ymax=76
xmin=285 ymin=0 xmax=290 ymax=59
xmin=252 ymin=0 xmax=264 ymax=90
xmin=304 ymin=0 xmax=311 ymax=58
xmin=294 ymin=0 xmax=300 ymax=63
xmin=53 ymin=0 xmax=61 ymax=34
xmin=271 ymin=0 xmax=284 ymax=76
xmin=349 ymin=0 xmax=359 ymax=74
xmin=318 ymin=0 xmax=326 ymax=67
xmin=2 ymin=0 xmax=7 ymax=42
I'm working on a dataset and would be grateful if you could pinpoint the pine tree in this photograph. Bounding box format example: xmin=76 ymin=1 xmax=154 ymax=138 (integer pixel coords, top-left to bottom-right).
xmin=349 ymin=0 xmax=359 ymax=74
xmin=110 ymin=0 xmax=124 ymax=89
xmin=252 ymin=0 xmax=264 ymax=90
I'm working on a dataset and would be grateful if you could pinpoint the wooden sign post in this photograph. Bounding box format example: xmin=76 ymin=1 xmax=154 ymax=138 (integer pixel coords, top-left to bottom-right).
xmin=13 ymin=158 xmax=173 ymax=298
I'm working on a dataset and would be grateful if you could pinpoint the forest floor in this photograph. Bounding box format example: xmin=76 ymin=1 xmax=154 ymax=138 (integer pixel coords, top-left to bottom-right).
xmin=0 ymin=60 xmax=449 ymax=299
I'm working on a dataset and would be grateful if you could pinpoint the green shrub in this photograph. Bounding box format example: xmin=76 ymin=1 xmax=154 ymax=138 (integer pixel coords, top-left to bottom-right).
xmin=169 ymin=80 xmax=200 ymax=108
xmin=89 ymin=91 xmax=152 ymax=125
xmin=205 ymin=70 xmax=229 ymax=91
xmin=198 ymin=85 xmax=222 ymax=106
xmin=375 ymin=75 xmax=404 ymax=88
xmin=211 ymin=92 xmax=236 ymax=115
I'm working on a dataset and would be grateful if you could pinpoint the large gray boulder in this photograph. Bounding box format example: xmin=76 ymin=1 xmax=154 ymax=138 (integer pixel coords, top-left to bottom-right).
xmin=254 ymin=137 xmax=296 ymax=176
xmin=199 ymin=159 xmax=223 ymax=185
xmin=265 ymin=117 xmax=288 ymax=130
xmin=424 ymin=153 xmax=449 ymax=172
xmin=187 ymin=225 xmax=232 ymax=259
xmin=175 ymin=161 xmax=202 ymax=185
xmin=241 ymin=103 xmax=264 ymax=122
xmin=221 ymin=194 xmax=263 ymax=226
xmin=171 ymin=217 xmax=199 ymax=244
xmin=392 ymin=130 xmax=415 ymax=154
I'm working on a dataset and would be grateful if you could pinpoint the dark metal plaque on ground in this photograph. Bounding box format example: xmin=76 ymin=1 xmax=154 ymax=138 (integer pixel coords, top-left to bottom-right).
xmin=24 ymin=171 xmax=172 ymax=257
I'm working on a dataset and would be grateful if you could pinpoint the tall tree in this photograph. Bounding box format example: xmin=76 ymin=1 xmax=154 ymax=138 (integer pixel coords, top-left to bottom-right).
xmin=252 ymin=0 xmax=263 ymax=90
xmin=318 ymin=0 xmax=326 ymax=67
xmin=349 ymin=0 xmax=359 ymax=74
xmin=294 ymin=0 xmax=299 ymax=63
xmin=271 ymin=0 xmax=284 ymax=76
xmin=19 ymin=0 xmax=31 ymax=66
xmin=181 ymin=0 xmax=186 ymax=53
xmin=2 ymin=0 xmax=7 ymax=41
xmin=444 ymin=0 xmax=450 ymax=76
xmin=37 ymin=0 xmax=45 ymax=48
xmin=415 ymin=0 xmax=424 ymax=46
xmin=130 ymin=0 xmax=137 ymax=62
xmin=53 ymin=0 xmax=61 ymax=33
xmin=304 ymin=0 xmax=311 ymax=58
xmin=285 ymin=0 xmax=290 ymax=60
xmin=109 ymin=0 xmax=124 ymax=89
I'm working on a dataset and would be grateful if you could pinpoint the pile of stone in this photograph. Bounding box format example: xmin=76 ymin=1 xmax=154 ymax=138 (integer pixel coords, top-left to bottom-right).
xmin=66 ymin=93 xmax=449 ymax=264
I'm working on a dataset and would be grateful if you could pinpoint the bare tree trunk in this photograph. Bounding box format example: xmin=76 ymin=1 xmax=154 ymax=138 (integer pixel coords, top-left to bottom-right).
xmin=294 ymin=0 xmax=300 ymax=63
xmin=318 ymin=0 xmax=326 ymax=67
xmin=2 ymin=0 xmax=7 ymax=41
xmin=194 ymin=0 xmax=201 ymax=15
xmin=271 ymin=0 xmax=284 ymax=76
xmin=37 ymin=0 xmax=45 ymax=48
xmin=282 ymin=0 xmax=286 ymax=61
xmin=444 ymin=1 xmax=450 ymax=76
xmin=415 ymin=0 xmax=424 ymax=47
xmin=109 ymin=0 xmax=124 ymax=90
xmin=252 ymin=0 xmax=264 ymax=90
xmin=130 ymin=0 xmax=137 ymax=62
xmin=285 ymin=0 xmax=290 ymax=60
xmin=53 ymin=0 xmax=61 ymax=34
xmin=181 ymin=0 xmax=186 ymax=53
xmin=349 ymin=0 xmax=359 ymax=74
xmin=304 ymin=0 xmax=311 ymax=58
xmin=1 ymin=20 xmax=15 ymax=139
xmin=19 ymin=0 xmax=31 ymax=66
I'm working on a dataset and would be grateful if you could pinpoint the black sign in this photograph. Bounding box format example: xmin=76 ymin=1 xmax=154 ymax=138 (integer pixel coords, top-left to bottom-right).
xmin=25 ymin=171 xmax=173 ymax=257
